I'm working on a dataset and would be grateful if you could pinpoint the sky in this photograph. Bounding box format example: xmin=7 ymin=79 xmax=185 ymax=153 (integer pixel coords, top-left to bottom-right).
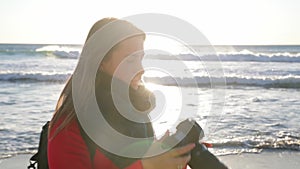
xmin=0 ymin=0 xmax=299 ymax=45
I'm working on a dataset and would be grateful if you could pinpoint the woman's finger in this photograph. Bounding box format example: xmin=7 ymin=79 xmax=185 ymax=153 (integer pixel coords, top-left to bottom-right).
xmin=173 ymin=154 xmax=191 ymax=164
xmin=170 ymin=143 xmax=195 ymax=157
xmin=170 ymin=154 xmax=191 ymax=169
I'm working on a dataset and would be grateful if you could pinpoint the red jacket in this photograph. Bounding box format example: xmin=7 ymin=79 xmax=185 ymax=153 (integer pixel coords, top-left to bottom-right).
xmin=48 ymin=118 xmax=144 ymax=169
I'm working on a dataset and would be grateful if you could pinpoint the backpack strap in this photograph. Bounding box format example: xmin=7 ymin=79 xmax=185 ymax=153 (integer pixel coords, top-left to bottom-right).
xmin=28 ymin=120 xmax=97 ymax=169
xmin=28 ymin=121 xmax=50 ymax=169
xmin=28 ymin=153 xmax=38 ymax=169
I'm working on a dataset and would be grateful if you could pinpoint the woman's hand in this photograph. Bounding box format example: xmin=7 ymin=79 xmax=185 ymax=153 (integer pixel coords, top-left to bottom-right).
xmin=141 ymin=143 xmax=195 ymax=169
xmin=141 ymin=131 xmax=195 ymax=169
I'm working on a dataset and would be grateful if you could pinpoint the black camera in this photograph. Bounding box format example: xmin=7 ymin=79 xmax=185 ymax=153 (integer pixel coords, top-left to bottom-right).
xmin=163 ymin=119 xmax=228 ymax=169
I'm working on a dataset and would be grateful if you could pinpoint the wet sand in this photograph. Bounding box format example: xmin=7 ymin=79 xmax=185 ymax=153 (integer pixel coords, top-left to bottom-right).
xmin=1 ymin=151 xmax=299 ymax=169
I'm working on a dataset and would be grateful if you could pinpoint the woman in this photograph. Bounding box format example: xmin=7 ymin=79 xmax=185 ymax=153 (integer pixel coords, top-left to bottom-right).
xmin=47 ymin=17 xmax=195 ymax=169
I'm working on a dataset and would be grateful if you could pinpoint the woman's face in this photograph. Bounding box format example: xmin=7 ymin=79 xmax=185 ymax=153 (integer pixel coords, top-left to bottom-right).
xmin=101 ymin=36 xmax=145 ymax=90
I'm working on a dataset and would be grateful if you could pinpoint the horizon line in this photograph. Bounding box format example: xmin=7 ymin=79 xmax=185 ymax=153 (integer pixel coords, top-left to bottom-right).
xmin=1 ymin=42 xmax=300 ymax=46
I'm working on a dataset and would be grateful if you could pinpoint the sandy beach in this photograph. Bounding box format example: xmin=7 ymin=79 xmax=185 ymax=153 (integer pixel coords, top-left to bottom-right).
xmin=1 ymin=151 xmax=299 ymax=169
xmin=219 ymin=151 xmax=300 ymax=169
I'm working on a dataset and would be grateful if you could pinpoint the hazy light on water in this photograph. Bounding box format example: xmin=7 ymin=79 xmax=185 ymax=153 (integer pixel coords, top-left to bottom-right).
xmin=144 ymin=81 xmax=217 ymax=139
xmin=144 ymin=82 xmax=182 ymax=137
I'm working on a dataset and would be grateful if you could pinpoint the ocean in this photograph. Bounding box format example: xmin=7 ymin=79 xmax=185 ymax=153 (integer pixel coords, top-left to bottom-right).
xmin=0 ymin=44 xmax=299 ymax=159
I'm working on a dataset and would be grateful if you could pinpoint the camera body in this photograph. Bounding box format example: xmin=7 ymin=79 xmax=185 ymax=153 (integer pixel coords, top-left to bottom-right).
xmin=163 ymin=119 xmax=228 ymax=169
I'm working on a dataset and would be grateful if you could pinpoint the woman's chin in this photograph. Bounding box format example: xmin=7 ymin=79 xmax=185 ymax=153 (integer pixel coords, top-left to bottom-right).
xmin=130 ymin=83 xmax=139 ymax=90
